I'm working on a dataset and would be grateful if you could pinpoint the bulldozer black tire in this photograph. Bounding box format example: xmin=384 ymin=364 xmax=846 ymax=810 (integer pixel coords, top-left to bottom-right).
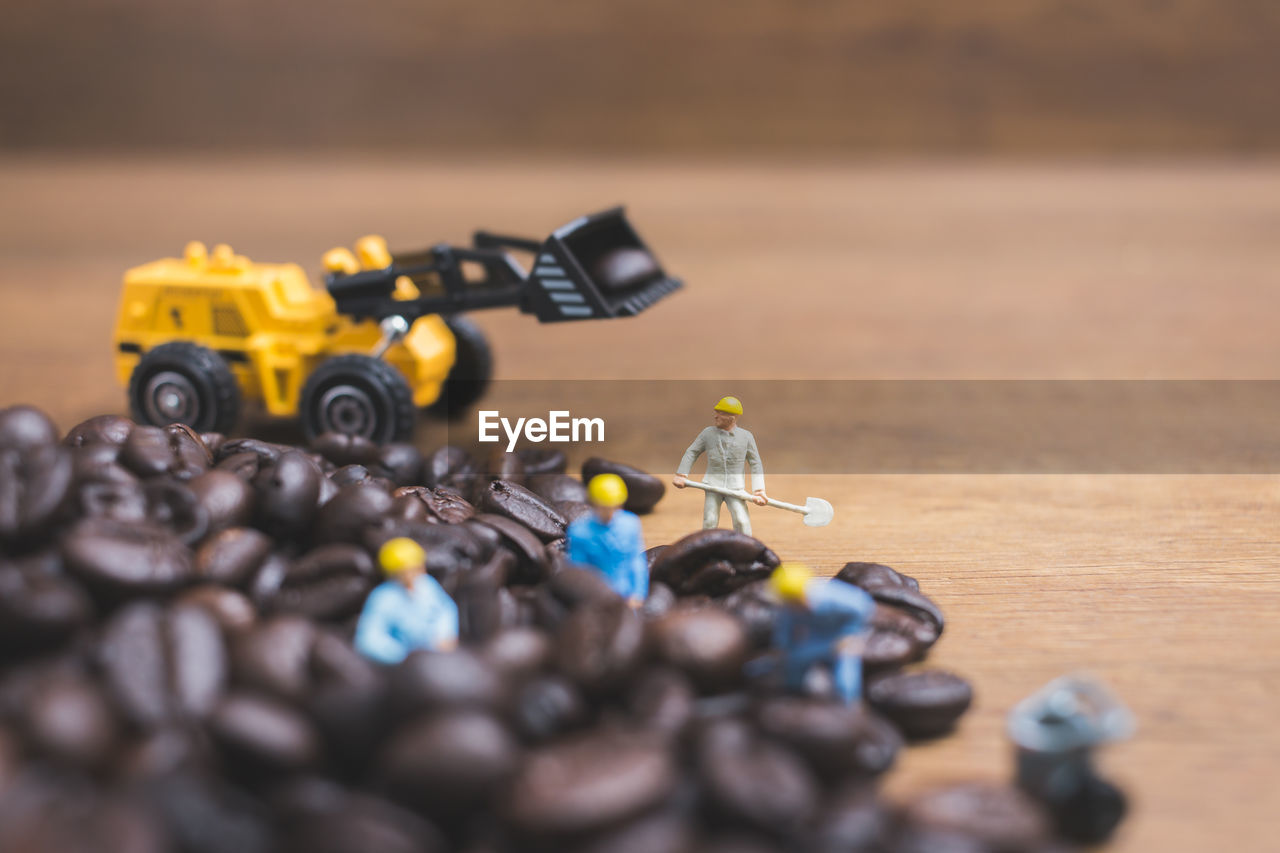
xmin=129 ymin=341 xmax=240 ymax=434
xmin=427 ymin=315 xmax=494 ymax=419
xmin=300 ymin=354 xmax=415 ymax=444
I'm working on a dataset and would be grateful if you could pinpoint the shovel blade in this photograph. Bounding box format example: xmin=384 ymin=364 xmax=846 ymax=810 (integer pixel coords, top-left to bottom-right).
xmin=802 ymin=497 xmax=834 ymax=527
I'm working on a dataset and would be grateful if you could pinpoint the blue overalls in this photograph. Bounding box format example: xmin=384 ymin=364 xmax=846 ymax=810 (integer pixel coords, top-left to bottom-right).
xmin=566 ymin=509 xmax=648 ymax=601
xmin=773 ymin=579 xmax=876 ymax=703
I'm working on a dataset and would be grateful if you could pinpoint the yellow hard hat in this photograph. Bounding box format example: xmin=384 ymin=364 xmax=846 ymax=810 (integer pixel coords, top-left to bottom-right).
xmin=770 ymin=562 xmax=813 ymax=603
xmin=379 ymin=537 xmax=426 ymax=574
xmin=713 ymin=396 xmax=743 ymax=416
xmin=587 ymin=473 xmax=628 ymax=508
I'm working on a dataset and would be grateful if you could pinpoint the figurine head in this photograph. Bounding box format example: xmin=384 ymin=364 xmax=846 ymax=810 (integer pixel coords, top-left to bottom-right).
xmin=769 ymin=562 xmax=813 ymax=606
xmin=713 ymin=396 xmax=743 ymax=430
xmin=379 ymin=537 xmax=426 ymax=587
xmin=587 ymin=473 xmax=628 ymax=522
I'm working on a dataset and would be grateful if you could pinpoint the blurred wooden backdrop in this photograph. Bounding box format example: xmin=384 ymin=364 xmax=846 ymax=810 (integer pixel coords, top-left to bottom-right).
xmin=3 ymin=0 xmax=1279 ymax=154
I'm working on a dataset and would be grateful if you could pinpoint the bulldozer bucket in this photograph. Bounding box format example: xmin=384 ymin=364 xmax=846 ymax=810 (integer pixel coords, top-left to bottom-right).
xmin=520 ymin=207 xmax=683 ymax=322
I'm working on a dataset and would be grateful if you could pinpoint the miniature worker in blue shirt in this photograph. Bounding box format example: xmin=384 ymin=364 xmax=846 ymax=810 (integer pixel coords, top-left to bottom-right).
xmin=567 ymin=473 xmax=648 ymax=608
xmin=673 ymin=396 xmax=768 ymax=536
xmin=769 ymin=562 xmax=876 ymax=704
xmin=354 ymin=537 xmax=459 ymax=665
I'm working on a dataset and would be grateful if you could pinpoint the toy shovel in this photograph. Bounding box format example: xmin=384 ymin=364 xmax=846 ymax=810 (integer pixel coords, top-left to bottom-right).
xmin=681 ymin=480 xmax=834 ymax=527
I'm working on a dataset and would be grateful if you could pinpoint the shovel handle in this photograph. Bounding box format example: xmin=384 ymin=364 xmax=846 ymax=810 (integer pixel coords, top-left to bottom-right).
xmin=681 ymin=480 xmax=807 ymax=516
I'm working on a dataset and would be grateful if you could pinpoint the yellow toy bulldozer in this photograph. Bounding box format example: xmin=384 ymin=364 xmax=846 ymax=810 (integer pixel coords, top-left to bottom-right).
xmin=113 ymin=208 xmax=681 ymax=442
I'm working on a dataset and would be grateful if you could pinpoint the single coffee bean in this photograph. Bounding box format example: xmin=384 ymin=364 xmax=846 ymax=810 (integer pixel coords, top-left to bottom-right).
xmin=754 ymin=697 xmax=902 ymax=780
xmin=255 ymin=544 xmax=376 ymax=621
xmin=479 ymin=480 xmax=567 ymax=543
xmin=698 ymin=719 xmax=819 ymax=834
xmin=517 ymin=447 xmax=567 ymax=476
xmin=721 ymin=581 xmax=777 ymax=650
xmin=200 ymin=431 xmax=227 ymax=458
xmin=208 ymin=691 xmax=321 ymax=773
xmin=486 ymin=449 xmax=526 ymax=484
xmin=393 ymin=485 xmax=476 ymax=524
xmin=329 ymin=464 xmax=373 ymax=488
xmin=63 ymin=413 xmax=133 ymax=447
xmin=312 ymin=432 xmax=380 ymax=468
xmin=647 ymin=607 xmax=748 ymax=692
xmin=196 ymin=527 xmax=273 ymax=587
xmin=901 ymin=783 xmax=1052 ymax=852
xmin=313 ymin=483 xmax=394 ymax=545
xmin=0 ymin=444 xmax=74 ymax=543
xmin=512 ymin=674 xmax=589 ymax=742
xmin=545 ymin=567 xmax=621 ymax=609
xmin=99 ymin=601 xmax=228 ymax=728
xmin=0 ymin=564 xmax=91 ymax=655
xmin=625 ymin=667 xmax=696 ymax=739
xmin=177 ymin=585 xmax=257 ymax=634
xmin=555 ymin=499 xmax=593 ymax=526
xmin=581 ymin=457 xmax=665 ymax=514
xmin=252 ymin=451 xmax=322 ymax=538
xmin=144 ymin=479 xmax=210 ymax=545
xmin=649 ymin=529 xmax=779 ymax=593
xmin=216 ymin=450 xmax=263 ymax=480
xmin=0 ymin=405 xmax=59 ymax=452
xmin=555 ymin=597 xmax=646 ymax=695
xmin=24 ymin=674 xmax=119 ymax=768
xmin=121 ymin=425 xmax=207 ymax=481
xmin=866 ymin=670 xmax=973 ymax=739
xmin=835 ymin=561 xmax=919 ymax=592
xmin=422 ymin=446 xmax=479 ymax=493
xmin=470 ymin=514 xmax=549 ymax=584
xmin=387 ymin=648 xmax=506 ymax=720
xmin=63 ymin=517 xmax=193 ymax=597
xmin=378 ymin=710 xmax=520 ymax=815
xmin=217 ymin=437 xmax=289 ymax=466
xmin=851 ymin=582 xmax=945 ymax=642
xmin=374 ymin=443 xmax=425 ymax=487
xmin=481 ymin=627 xmax=553 ymax=681
xmin=231 ymin=615 xmax=323 ymax=703
xmin=187 ymin=469 xmax=255 ymax=531
xmin=505 ymin=730 xmax=676 ymax=836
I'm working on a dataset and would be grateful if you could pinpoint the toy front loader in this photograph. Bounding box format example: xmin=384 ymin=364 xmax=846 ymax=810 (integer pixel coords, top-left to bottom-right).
xmin=325 ymin=207 xmax=683 ymax=327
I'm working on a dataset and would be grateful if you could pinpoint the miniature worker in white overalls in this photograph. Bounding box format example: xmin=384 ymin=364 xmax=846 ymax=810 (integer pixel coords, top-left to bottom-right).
xmin=672 ymin=396 xmax=768 ymax=536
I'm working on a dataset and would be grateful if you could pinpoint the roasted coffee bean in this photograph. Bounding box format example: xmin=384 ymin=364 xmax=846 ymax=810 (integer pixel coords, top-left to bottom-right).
xmin=120 ymin=424 xmax=209 ymax=480
xmin=0 ymin=564 xmax=91 ymax=655
xmin=854 ymin=581 xmax=945 ymax=642
xmin=806 ymin=784 xmax=891 ymax=853
xmin=454 ymin=549 xmax=514 ymax=641
xmin=177 ymin=585 xmax=257 ymax=634
xmin=480 ymin=480 xmax=567 ymax=543
xmin=626 ymin=667 xmax=696 ymax=738
xmin=868 ymin=602 xmax=937 ymax=659
xmin=555 ymin=499 xmax=593 ymax=525
xmin=200 ymin=431 xmax=227 ymax=457
xmin=0 ymin=404 xmax=59 ymax=452
xmin=863 ymin=623 xmax=924 ymax=670
xmin=375 ymin=443 xmax=426 ymax=487
xmin=866 ymin=670 xmax=973 ymax=739
xmin=573 ymin=810 xmax=697 ymax=853
xmin=312 ymin=432 xmax=379 ymax=468
xmin=393 ymin=485 xmax=476 ymax=524
xmin=0 ymin=778 xmax=168 ymax=853
xmin=648 ymin=606 xmax=748 ymax=692
xmin=722 ymin=581 xmax=777 ymax=649
xmin=470 ymin=513 xmax=549 ymax=584
xmin=208 ymin=691 xmax=321 ymax=773
xmin=144 ymin=479 xmax=209 ymax=545
xmin=901 ymin=783 xmax=1052 ymax=852
xmin=99 ymin=601 xmax=227 ymax=728
xmin=836 ymin=561 xmax=919 ymax=592
xmin=252 ymin=451 xmax=322 ymax=537
xmin=388 ymin=648 xmax=506 ymax=719
xmin=216 ymin=450 xmax=263 ymax=480
xmin=139 ymin=770 xmax=274 ymax=853
xmin=545 ymin=567 xmax=620 ymax=609
xmin=516 ymin=447 xmax=567 ymax=476
xmin=581 ymin=457 xmax=665 ymax=514
xmin=188 ymin=469 xmax=255 ymax=531
xmin=313 ymin=482 xmax=393 ymax=545
xmin=512 ymin=674 xmax=589 ymax=742
xmin=63 ymin=517 xmax=192 ymax=597
xmin=217 ymin=437 xmax=289 ymax=466
xmin=505 ymin=730 xmax=676 ymax=836
xmin=196 ymin=527 xmax=273 ymax=587
xmin=254 ymin=544 xmax=376 ymax=621
xmin=486 ymin=449 xmax=526 ymax=484
xmin=641 ymin=581 xmax=676 ymax=618
xmin=481 ymin=627 xmax=553 ymax=680
xmin=329 ymin=464 xmax=373 ymax=488
xmin=24 ymin=674 xmax=119 ymax=767
xmin=754 ymin=697 xmax=901 ymax=780
xmin=379 ymin=710 xmax=519 ymax=815
xmin=0 ymin=443 xmax=74 ymax=543
xmin=231 ymin=616 xmax=318 ymax=701
xmin=698 ymin=719 xmax=819 ymax=835
xmin=555 ymin=597 xmax=645 ymax=694
xmin=422 ymin=446 xmax=479 ymax=492
xmin=649 ymin=529 xmax=779 ymax=594
xmin=279 ymin=788 xmax=447 ymax=853
xmin=63 ymin=413 xmax=133 ymax=447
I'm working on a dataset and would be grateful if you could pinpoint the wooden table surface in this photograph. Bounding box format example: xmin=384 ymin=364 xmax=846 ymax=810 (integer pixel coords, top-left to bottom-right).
xmin=2 ymin=158 xmax=1278 ymax=851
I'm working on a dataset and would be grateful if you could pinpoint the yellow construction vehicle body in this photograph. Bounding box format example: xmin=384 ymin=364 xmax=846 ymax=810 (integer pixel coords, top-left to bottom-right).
xmin=113 ymin=243 xmax=455 ymax=417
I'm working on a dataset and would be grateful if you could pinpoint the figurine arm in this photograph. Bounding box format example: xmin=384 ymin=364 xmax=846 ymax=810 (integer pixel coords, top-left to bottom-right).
xmin=675 ymin=430 xmax=707 ymax=477
xmin=745 ymin=433 xmax=766 ymax=495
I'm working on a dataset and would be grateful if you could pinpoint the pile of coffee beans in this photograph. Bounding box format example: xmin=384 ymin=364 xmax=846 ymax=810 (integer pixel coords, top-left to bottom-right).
xmin=0 ymin=404 xmax=1076 ymax=852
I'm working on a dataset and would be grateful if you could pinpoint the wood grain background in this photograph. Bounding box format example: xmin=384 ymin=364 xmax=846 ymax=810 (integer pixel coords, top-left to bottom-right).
xmin=1 ymin=158 xmax=1277 ymax=850
xmin=3 ymin=0 xmax=1280 ymax=153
